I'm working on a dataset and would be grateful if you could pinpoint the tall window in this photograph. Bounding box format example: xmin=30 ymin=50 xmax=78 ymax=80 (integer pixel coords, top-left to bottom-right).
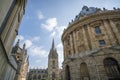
xmin=65 ymin=65 xmax=71 ymax=80
xmin=104 ymin=58 xmax=120 ymax=79
xmin=53 ymin=60 xmax=55 ymax=69
xmin=99 ymin=40 xmax=106 ymax=46
xmin=80 ymin=62 xmax=90 ymax=80
xmin=95 ymin=26 xmax=101 ymax=34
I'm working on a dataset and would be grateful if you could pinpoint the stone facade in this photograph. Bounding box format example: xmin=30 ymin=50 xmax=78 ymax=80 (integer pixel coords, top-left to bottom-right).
xmin=28 ymin=68 xmax=48 ymax=80
xmin=48 ymin=39 xmax=59 ymax=80
xmin=12 ymin=39 xmax=29 ymax=80
xmin=0 ymin=0 xmax=27 ymax=80
xmin=61 ymin=6 xmax=120 ymax=80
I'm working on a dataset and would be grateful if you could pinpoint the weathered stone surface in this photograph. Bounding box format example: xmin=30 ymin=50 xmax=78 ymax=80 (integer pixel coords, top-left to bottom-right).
xmin=62 ymin=6 xmax=120 ymax=80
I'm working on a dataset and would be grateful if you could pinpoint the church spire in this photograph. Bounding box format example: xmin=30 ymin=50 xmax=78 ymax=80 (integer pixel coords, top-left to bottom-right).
xmin=52 ymin=38 xmax=55 ymax=50
xmin=49 ymin=39 xmax=58 ymax=59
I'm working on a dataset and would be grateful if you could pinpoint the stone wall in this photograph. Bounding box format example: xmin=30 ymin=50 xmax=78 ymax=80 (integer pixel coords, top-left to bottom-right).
xmin=62 ymin=7 xmax=120 ymax=80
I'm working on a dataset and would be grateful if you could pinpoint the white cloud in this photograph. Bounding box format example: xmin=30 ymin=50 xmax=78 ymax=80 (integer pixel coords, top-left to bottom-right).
xmin=24 ymin=39 xmax=32 ymax=48
xmin=50 ymin=31 xmax=56 ymax=37
xmin=49 ymin=26 xmax=66 ymax=39
xmin=32 ymin=36 xmax=40 ymax=42
xmin=15 ymin=35 xmax=24 ymax=43
xmin=37 ymin=11 xmax=45 ymax=20
xmin=55 ymin=26 xmax=66 ymax=37
xmin=28 ymin=46 xmax=48 ymax=57
xmin=57 ymin=43 xmax=63 ymax=49
xmin=35 ymin=59 xmax=41 ymax=63
xmin=41 ymin=18 xmax=57 ymax=31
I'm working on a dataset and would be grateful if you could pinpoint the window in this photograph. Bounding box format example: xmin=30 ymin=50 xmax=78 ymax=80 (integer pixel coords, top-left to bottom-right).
xmin=68 ymin=51 xmax=71 ymax=55
xmin=65 ymin=65 xmax=71 ymax=80
xmin=52 ymin=61 xmax=55 ymax=69
xmin=80 ymin=63 xmax=90 ymax=80
xmin=99 ymin=40 xmax=106 ymax=45
xmin=95 ymin=26 xmax=101 ymax=34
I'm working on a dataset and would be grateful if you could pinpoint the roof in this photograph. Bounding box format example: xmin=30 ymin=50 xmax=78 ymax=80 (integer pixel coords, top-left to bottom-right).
xmin=48 ymin=39 xmax=58 ymax=59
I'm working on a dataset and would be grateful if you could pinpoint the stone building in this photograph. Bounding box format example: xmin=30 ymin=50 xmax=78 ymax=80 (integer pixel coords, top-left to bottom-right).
xmin=28 ymin=40 xmax=60 ymax=80
xmin=11 ymin=39 xmax=29 ymax=80
xmin=28 ymin=68 xmax=48 ymax=80
xmin=48 ymin=39 xmax=59 ymax=80
xmin=61 ymin=6 xmax=120 ymax=80
xmin=0 ymin=0 xmax=27 ymax=80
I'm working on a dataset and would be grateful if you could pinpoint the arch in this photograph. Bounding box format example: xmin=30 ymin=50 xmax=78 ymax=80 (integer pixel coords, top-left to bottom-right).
xmin=65 ymin=65 xmax=71 ymax=80
xmin=103 ymin=57 xmax=120 ymax=80
xmin=80 ymin=62 xmax=90 ymax=80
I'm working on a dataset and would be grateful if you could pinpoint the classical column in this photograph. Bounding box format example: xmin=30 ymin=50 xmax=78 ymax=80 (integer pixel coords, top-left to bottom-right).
xmin=63 ymin=40 xmax=67 ymax=59
xmin=73 ymin=31 xmax=78 ymax=54
xmin=103 ymin=19 xmax=116 ymax=46
xmin=87 ymin=25 xmax=96 ymax=49
xmin=70 ymin=34 xmax=74 ymax=55
xmin=82 ymin=25 xmax=90 ymax=51
xmin=109 ymin=19 xmax=120 ymax=45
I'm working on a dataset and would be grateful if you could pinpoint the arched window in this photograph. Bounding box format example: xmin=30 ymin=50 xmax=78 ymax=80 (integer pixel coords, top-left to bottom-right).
xmin=80 ymin=62 xmax=90 ymax=80
xmin=104 ymin=58 xmax=120 ymax=79
xmin=53 ymin=60 xmax=55 ymax=69
xmin=65 ymin=65 xmax=71 ymax=80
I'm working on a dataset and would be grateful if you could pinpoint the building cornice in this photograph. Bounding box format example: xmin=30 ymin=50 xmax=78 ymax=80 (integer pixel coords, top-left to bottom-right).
xmin=62 ymin=10 xmax=120 ymax=41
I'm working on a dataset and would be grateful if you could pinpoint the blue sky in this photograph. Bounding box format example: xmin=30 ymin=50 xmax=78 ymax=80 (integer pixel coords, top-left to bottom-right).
xmin=15 ymin=0 xmax=120 ymax=68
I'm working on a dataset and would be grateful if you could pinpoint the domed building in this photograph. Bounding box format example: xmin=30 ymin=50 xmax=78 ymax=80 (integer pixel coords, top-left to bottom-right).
xmin=61 ymin=6 xmax=120 ymax=80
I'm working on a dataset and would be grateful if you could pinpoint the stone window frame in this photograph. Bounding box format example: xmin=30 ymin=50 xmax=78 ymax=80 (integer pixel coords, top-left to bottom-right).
xmin=99 ymin=40 xmax=106 ymax=46
xmin=80 ymin=62 xmax=90 ymax=79
xmin=95 ymin=26 xmax=101 ymax=34
xmin=90 ymin=21 xmax=102 ymax=35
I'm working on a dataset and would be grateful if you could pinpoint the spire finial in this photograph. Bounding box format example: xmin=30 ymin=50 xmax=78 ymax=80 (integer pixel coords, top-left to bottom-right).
xmin=23 ymin=43 xmax=26 ymax=49
xmin=52 ymin=38 xmax=55 ymax=49
xmin=16 ymin=39 xmax=20 ymax=46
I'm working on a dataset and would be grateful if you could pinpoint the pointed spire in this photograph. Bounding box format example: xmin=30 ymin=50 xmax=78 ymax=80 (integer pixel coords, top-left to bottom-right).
xmin=16 ymin=39 xmax=20 ymax=46
xmin=49 ymin=39 xmax=58 ymax=59
xmin=23 ymin=43 xmax=26 ymax=49
xmin=52 ymin=38 xmax=55 ymax=49
xmin=27 ymin=56 xmax=29 ymax=61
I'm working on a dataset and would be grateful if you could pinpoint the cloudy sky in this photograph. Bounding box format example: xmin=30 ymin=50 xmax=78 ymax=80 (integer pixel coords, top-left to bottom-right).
xmin=15 ymin=0 xmax=120 ymax=68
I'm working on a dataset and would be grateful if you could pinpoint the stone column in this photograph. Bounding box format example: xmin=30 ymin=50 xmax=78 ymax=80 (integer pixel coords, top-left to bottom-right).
xmin=109 ymin=19 xmax=120 ymax=45
xmin=82 ymin=25 xmax=90 ymax=50
xmin=63 ymin=40 xmax=66 ymax=59
xmin=103 ymin=20 xmax=116 ymax=46
xmin=87 ymin=25 xmax=96 ymax=49
xmin=70 ymin=34 xmax=74 ymax=55
xmin=73 ymin=31 xmax=78 ymax=54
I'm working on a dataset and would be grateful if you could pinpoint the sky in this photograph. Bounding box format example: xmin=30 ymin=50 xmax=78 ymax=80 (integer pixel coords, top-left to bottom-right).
xmin=15 ymin=0 xmax=120 ymax=69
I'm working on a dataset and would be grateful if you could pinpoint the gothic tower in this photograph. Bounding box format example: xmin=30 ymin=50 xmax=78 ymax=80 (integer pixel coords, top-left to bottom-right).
xmin=11 ymin=39 xmax=29 ymax=80
xmin=48 ymin=39 xmax=59 ymax=80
